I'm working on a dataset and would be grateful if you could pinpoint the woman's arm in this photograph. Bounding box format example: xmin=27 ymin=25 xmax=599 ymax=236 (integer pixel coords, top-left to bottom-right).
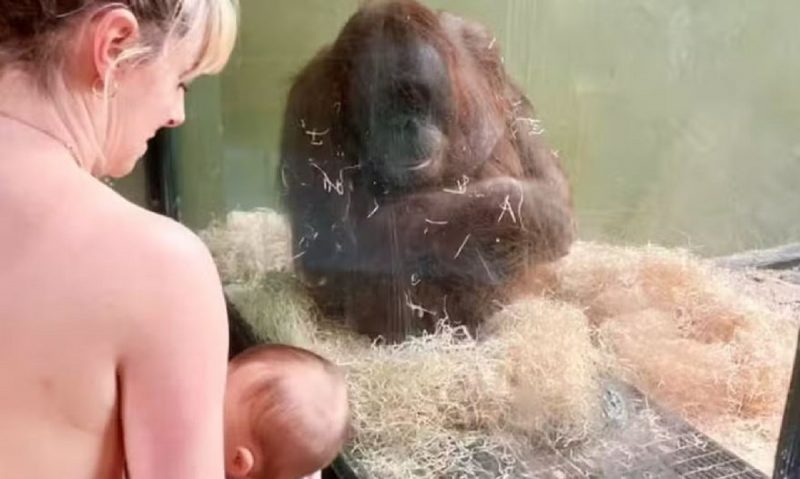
xmin=118 ymin=224 xmax=228 ymax=479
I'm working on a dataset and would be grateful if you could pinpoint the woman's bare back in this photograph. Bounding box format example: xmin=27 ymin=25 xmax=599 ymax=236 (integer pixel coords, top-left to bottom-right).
xmin=0 ymin=128 xmax=228 ymax=478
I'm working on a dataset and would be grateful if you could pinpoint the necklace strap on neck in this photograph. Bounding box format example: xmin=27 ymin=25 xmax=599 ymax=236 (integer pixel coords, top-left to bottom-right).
xmin=0 ymin=110 xmax=82 ymax=167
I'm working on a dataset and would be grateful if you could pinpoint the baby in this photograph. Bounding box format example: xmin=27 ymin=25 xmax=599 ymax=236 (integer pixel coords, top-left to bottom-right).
xmin=224 ymin=344 xmax=349 ymax=479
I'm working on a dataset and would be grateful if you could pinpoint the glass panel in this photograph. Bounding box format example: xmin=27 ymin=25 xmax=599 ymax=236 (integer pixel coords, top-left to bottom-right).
xmin=175 ymin=1 xmax=800 ymax=477
xmin=109 ymin=158 xmax=148 ymax=209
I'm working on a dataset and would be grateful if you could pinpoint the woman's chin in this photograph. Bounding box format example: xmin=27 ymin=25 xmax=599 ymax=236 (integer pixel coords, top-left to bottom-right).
xmin=104 ymin=156 xmax=141 ymax=179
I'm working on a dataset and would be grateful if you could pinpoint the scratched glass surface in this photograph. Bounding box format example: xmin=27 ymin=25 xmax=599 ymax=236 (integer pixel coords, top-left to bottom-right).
xmin=162 ymin=1 xmax=800 ymax=477
xmin=176 ymin=0 xmax=800 ymax=256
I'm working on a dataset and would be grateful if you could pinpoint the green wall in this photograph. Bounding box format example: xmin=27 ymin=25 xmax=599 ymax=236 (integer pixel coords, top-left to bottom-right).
xmin=174 ymin=0 xmax=800 ymax=256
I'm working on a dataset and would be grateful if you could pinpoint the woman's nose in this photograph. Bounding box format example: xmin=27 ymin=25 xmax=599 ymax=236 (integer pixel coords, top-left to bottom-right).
xmin=166 ymin=101 xmax=186 ymax=128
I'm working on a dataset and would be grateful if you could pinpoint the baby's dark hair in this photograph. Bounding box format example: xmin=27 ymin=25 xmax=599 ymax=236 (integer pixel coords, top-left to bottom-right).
xmin=232 ymin=344 xmax=349 ymax=479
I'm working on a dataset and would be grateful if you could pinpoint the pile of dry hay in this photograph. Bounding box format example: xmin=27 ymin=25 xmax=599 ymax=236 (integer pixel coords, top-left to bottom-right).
xmin=199 ymin=208 xmax=293 ymax=282
xmin=552 ymin=242 xmax=797 ymax=472
xmin=206 ymin=209 xmax=798 ymax=476
xmin=224 ymin=272 xmax=319 ymax=348
xmin=227 ymin=280 xmax=605 ymax=477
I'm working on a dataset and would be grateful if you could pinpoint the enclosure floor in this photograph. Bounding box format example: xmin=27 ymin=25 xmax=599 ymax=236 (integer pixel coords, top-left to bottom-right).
xmin=340 ymin=379 xmax=767 ymax=479
xmin=524 ymin=380 xmax=766 ymax=479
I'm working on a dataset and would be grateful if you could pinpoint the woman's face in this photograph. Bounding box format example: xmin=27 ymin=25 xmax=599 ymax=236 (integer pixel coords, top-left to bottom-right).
xmin=102 ymin=31 xmax=201 ymax=178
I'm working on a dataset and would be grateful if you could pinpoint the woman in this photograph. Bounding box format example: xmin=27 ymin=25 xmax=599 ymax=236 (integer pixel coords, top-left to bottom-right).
xmin=0 ymin=1 xmax=237 ymax=477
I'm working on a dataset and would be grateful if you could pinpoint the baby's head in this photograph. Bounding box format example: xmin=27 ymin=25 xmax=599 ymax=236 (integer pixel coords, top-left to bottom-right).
xmin=224 ymin=344 xmax=349 ymax=479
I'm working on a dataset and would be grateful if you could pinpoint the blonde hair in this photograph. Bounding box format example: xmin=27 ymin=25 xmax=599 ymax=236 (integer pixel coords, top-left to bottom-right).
xmin=0 ymin=1 xmax=238 ymax=173
xmin=1 ymin=0 xmax=237 ymax=86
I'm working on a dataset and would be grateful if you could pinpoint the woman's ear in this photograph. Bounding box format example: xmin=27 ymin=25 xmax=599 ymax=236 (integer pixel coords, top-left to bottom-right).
xmin=228 ymin=446 xmax=255 ymax=478
xmin=90 ymin=7 xmax=141 ymax=82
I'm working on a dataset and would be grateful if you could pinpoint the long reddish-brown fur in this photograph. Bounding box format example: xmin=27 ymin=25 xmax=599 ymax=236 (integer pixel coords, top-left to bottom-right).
xmin=280 ymin=0 xmax=575 ymax=341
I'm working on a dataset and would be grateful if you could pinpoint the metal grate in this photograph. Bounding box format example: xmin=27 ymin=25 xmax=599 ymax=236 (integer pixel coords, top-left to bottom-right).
xmin=524 ymin=380 xmax=766 ymax=479
xmin=337 ymin=379 xmax=767 ymax=478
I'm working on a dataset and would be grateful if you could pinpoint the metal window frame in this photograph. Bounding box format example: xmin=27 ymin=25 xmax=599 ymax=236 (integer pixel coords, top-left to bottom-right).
xmin=775 ymin=332 xmax=800 ymax=478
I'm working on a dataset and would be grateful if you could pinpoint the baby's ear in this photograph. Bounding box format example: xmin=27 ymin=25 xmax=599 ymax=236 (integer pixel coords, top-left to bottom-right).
xmin=228 ymin=447 xmax=255 ymax=478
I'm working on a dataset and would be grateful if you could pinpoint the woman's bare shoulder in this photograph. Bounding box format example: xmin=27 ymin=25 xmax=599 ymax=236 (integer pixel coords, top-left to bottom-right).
xmin=86 ymin=189 xmax=225 ymax=332
xmin=102 ymin=195 xmax=214 ymax=271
